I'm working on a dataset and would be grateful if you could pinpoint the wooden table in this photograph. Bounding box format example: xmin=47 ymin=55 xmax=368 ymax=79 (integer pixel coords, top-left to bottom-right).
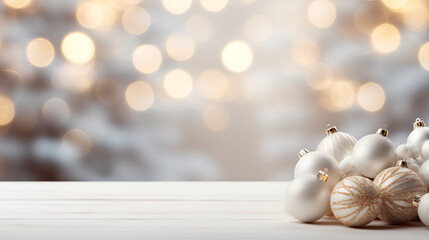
xmin=0 ymin=182 xmax=427 ymax=239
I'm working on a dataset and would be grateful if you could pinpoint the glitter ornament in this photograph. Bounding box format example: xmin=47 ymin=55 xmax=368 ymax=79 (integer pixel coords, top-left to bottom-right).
xmin=412 ymin=194 xmax=429 ymax=227
xmin=407 ymin=118 xmax=429 ymax=156
xmin=373 ymin=161 xmax=427 ymax=224
xmin=330 ymin=176 xmax=382 ymax=227
xmin=419 ymin=160 xmax=429 ymax=190
xmin=294 ymin=149 xmax=341 ymax=189
xmin=317 ymin=125 xmax=357 ymax=163
xmin=286 ymin=169 xmax=331 ymax=223
xmin=352 ymin=128 xmax=397 ymax=178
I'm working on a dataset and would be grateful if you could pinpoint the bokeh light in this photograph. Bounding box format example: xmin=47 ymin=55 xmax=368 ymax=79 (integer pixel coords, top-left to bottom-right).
xmin=324 ymin=80 xmax=355 ymax=112
xmin=4 ymin=0 xmax=32 ymax=9
xmin=357 ymin=82 xmax=386 ymax=112
xmin=185 ymin=15 xmax=213 ymax=43
xmin=42 ymin=98 xmax=70 ymax=126
xmin=305 ymin=63 xmax=333 ymax=90
xmin=166 ymin=33 xmax=195 ymax=61
xmin=197 ymin=69 xmax=229 ymax=100
xmin=0 ymin=96 xmax=15 ymax=126
xmin=56 ymin=63 xmax=95 ymax=92
xmin=418 ymin=42 xmax=429 ymax=71
xmin=164 ymin=69 xmax=193 ymax=99
xmin=244 ymin=14 xmax=273 ymax=42
xmin=26 ymin=38 xmax=55 ymax=68
xmin=371 ymin=23 xmax=401 ymax=53
xmin=132 ymin=44 xmax=162 ymax=74
xmin=203 ymin=104 xmax=230 ymax=132
xmin=292 ymin=38 xmax=320 ymax=66
xmin=122 ymin=7 xmax=150 ymax=35
xmin=162 ymin=0 xmax=192 ymax=15
xmin=382 ymin=0 xmax=409 ymax=10
xmin=403 ymin=4 xmax=429 ymax=31
xmin=76 ymin=0 xmax=117 ymax=31
xmin=62 ymin=129 xmax=92 ymax=157
xmin=354 ymin=2 xmax=388 ymax=35
xmin=200 ymin=0 xmax=228 ymax=12
xmin=308 ymin=0 xmax=336 ymax=28
xmin=222 ymin=41 xmax=253 ymax=73
xmin=61 ymin=32 xmax=95 ymax=64
xmin=125 ymin=81 xmax=155 ymax=111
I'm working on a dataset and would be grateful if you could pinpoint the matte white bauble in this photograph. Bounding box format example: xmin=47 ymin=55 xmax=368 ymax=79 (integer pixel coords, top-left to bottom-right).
xmin=330 ymin=176 xmax=382 ymax=227
xmin=374 ymin=165 xmax=427 ymax=223
xmin=416 ymin=156 xmax=426 ymax=166
xmin=419 ymin=160 xmax=429 ymax=190
xmin=416 ymin=194 xmax=429 ymax=227
xmin=294 ymin=149 xmax=341 ymax=189
xmin=286 ymin=173 xmax=330 ymax=222
xmin=352 ymin=128 xmax=397 ymax=178
xmin=317 ymin=125 xmax=357 ymax=163
xmin=407 ymin=118 xmax=429 ymax=156
xmin=396 ymin=144 xmax=418 ymax=159
xmin=422 ymin=140 xmax=429 ymax=160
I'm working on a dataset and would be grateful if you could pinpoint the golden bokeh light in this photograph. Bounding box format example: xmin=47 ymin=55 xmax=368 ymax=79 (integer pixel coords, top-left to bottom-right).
xmin=76 ymin=0 xmax=117 ymax=31
xmin=308 ymin=0 xmax=336 ymax=28
xmin=26 ymin=38 xmax=55 ymax=68
xmin=418 ymin=42 xmax=429 ymax=71
xmin=354 ymin=2 xmax=388 ymax=35
xmin=164 ymin=69 xmax=193 ymax=99
xmin=61 ymin=32 xmax=95 ymax=64
xmin=166 ymin=33 xmax=195 ymax=61
xmin=197 ymin=69 xmax=229 ymax=100
xmin=200 ymin=0 xmax=228 ymax=12
xmin=371 ymin=23 xmax=401 ymax=53
xmin=42 ymin=98 xmax=70 ymax=126
xmin=185 ymin=15 xmax=213 ymax=43
xmin=382 ymin=0 xmax=409 ymax=10
xmin=132 ymin=44 xmax=162 ymax=74
xmin=162 ymin=0 xmax=192 ymax=15
xmin=325 ymin=81 xmax=355 ymax=112
xmin=305 ymin=63 xmax=333 ymax=90
xmin=125 ymin=81 xmax=155 ymax=111
xmin=403 ymin=4 xmax=429 ymax=31
xmin=203 ymin=104 xmax=230 ymax=132
xmin=244 ymin=14 xmax=272 ymax=42
xmin=222 ymin=41 xmax=253 ymax=73
xmin=4 ymin=0 xmax=32 ymax=9
xmin=57 ymin=63 xmax=95 ymax=92
xmin=292 ymin=38 xmax=320 ymax=66
xmin=62 ymin=129 xmax=92 ymax=157
xmin=122 ymin=7 xmax=150 ymax=35
xmin=357 ymin=82 xmax=386 ymax=112
xmin=0 ymin=96 xmax=15 ymax=126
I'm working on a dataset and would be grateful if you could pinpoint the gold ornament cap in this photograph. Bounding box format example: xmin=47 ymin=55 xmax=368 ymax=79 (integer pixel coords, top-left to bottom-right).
xmin=317 ymin=168 xmax=329 ymax=183
xmin=396 ymin=159 xmax=408 ymax=168
xmin=298 ymin=149 xmax=309 ymax=158
xmin=411 ymin=195 xmax=421 ymax=208
xmin=413 ymin=118 xmax=426 ymax=129
xmin=376 ymin=128 xmax=388 ymax=137
xmin=325 ymin=124 xmax=338 ymax=136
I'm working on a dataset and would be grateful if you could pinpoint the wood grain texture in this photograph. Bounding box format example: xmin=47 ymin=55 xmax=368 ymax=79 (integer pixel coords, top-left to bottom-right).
xmin=0 ymin=182 xmax=427 ymax=240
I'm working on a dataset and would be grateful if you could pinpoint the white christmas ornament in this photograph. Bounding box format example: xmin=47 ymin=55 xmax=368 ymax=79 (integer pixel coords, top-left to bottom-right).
xmin=330 ymin=176 xmax=382 ymax=227
xmin=285 ymin=170 xmax=330 ymax=222
xmin=407 ymin=118 xmax=429 ymax=156
xmin=422 ymin=140 xmax=429 ymax=160
xmin=413 ymin=193 xmax=429 ymax=227
xmin=396 ymin=144 xmax=418 ymax=159
xmin=419 ymin=160 xmax=429 ymax=190
xmin=294 ymin=149 xmax=341 ymax=189
xmin=373 ymin=161 xmax=428 ymax=224
xmin=317 ymin=125 xmax=357 ymax=163
xmin=352 ymin=128 xmax=397 ymax=178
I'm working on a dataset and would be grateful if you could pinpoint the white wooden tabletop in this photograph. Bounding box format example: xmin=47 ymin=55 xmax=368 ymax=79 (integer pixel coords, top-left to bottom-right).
xmin=0 ymin=182 xmax=427 ymax=240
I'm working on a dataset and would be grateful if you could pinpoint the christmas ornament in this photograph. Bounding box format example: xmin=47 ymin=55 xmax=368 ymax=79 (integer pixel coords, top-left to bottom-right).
xmin=352 ymin=128 xmax=397 ymax=178
xmin=422 ymin=140 xmax=429 ymax=160
xmin=419 ymin=160 xmax=429 ymax=189
xmin=412 ymin=194 xmax=429 ymax=227
xmin=286 ymin=169 xmax=330 ymax=222
xmin=373 ymin=160 xmax=427 ymax=224
xmin=339 ymin=156 xmax=361 ymax=178
xmin=330 ymin=176 xmax=382 ymax=227
xmin=396 ymin=144 xmax=418 ymax=159
xmin=294 ymin=149 xmax=341 ymax=189
xmin=316 ymin=125 xmax=357 ymax=163
xmin=407 ymin=118 xmax=429 ymax=156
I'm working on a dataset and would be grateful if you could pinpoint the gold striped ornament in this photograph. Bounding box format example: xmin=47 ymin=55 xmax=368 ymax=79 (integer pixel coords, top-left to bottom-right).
xmin=317 ymin=125 xmax=357 ymax=163
xmin=373 ymin=163 xmax=428 ymax=224
xmin=330 ymin=176 xmax=382 ymax=227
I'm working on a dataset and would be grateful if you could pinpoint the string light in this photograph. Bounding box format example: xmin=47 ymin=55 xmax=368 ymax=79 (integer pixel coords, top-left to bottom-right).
xmin=122 ymin=7 xmax=150 ymax=35
xmin=197 ymin=69 xmax=229 ymax=100
xmin=125 ymin=81 xmax=155 ymax=111
xmin=308 ymin=0 xmax=336 ymax=28
xmin=42 ymin=98 xmax=70 ymax=126
xmin=162 ymin=0 xmax=192 ymax=15
xmin=357 ymin=82 xmax=386 ymax=112
xmin=26 ymin=38 xmax=55 ymax=68
xmin=222 ymin=41 xmax=253 ymax=73
xmin=164 ymin=69 xmax=193 ymax=99
xmin=203 ymin=104 xmax=230 ymax=132
xmin=4 ymin=0 xmax=32 ymax=9
xmin=418 ymin=42 xmax=429 ymax=71
xmin=0 ymin=95 xmax=15 ymax=126
xmin=132 ymin=44 xmax=162 ymax=74
xmin=166 ymin=33 xmax=195 ymax=61
xmin=61 ymin=32 xmax=95 ymax=64
xmin=371 ymin=23 xmax=401 ymax=53
xmin=244 ymin=14 xmax=273 ymax=42
xmin=200 ymin=0 xmax=228 ymax=12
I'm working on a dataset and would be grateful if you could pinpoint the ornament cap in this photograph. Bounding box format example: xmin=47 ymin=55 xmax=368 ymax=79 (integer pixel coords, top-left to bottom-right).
xmin=396 ymin=158 xmax=408 ymax=168
xmin=410 ymin=195 xmax=421 ymax=208
xmin=413 ymin=118 xmax=426 ymax=129
xmin=325 ymin=124 xmax=338 ymax=136
xmin=317 ymin=168 xmax=329 ymax=183
xmin=298 ymin=149 xmax=309 ymax=158
xmin=376 ymin=128 xmax=388 ymax=137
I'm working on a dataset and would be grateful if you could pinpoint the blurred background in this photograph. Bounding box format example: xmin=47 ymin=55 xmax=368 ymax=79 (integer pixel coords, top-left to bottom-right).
xmin=1 ymin=0 xmax=429 ymax=180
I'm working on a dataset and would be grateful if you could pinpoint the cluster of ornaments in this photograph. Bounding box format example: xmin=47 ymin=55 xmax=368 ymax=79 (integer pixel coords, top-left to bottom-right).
xmin=285 ymin=119 xmax=429 ymax=227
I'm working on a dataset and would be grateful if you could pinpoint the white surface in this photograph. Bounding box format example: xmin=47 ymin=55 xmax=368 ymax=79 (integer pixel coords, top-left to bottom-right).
xmin=0 ymin=182 xmax=427 ymax=240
